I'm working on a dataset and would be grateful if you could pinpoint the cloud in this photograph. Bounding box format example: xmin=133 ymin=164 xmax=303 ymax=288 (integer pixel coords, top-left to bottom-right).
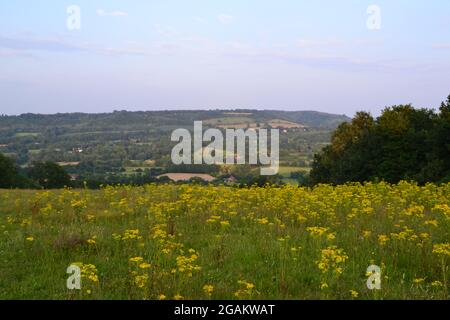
xmin=218 ymin=14 xmax=234 ymax=25
xmin=96 ymin=9 xmax=128 ymax=17
xmin=0 ymin=35 xmax=85 ymax=52
xmin=193 ymin=16 xmax=207 ymax=24
xmin=154 ymin=24 xmax=178 ymax=37
xmin=0 ymin=34 xmax=150 ymax=57
xmin=0 ymin=49 xmax=33 ymax=58
xmin=432 ymin=43 xmax=450 ymax=49
xmin=101 ymin=47 xmax=149 ymax=56
xmin=297 ymin=38 xmax=344 ymax=48
xmin=296 ymin=38 xmax=384 ymax=48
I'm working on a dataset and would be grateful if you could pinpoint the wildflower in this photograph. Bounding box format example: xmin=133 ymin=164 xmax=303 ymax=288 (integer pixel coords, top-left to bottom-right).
xmin=431 ymin=281 xmax=443 ymax=287
xmin=378 ymin=235 xmax=389 ymax=246
xmin=362 ymin=230 xmax=372 ymax=239
xmin=350 ymin=290 xmax=359 ymax=298
xmin=413 ymin=278 xmax=425 ymax=284
xmin=316 ymin=246 xmax=348 ymax=274
xmin=173 ymin=294 xmax=184 ymax=300
xmin=87 ymin=238 xmax=96 ymax=245
xmin=134 ymin=274 xmax=149 ymax=288
xmin=235 ymin=280 xmax=256 ymax=298
xmin=158 ymin=294 xmax=167 ymax=300
xmin=220 ymin=220 xmax=230 ymax=227
xmin=26 ymin=236 xmax=34 ymax=242
xmin=129 ymin=256 xmax=144 ymax=263
xmin=320 ymin=282 xmax=328 ymax=290
xmin=72 ymin=262 xmax=99 ymax=287
xmin=424 ymin=220 xmax=438 ymax=227
xmin=203 ymin=284 xmax=214 ymax=296
xmin=139 ymin=263 xmax=151 ymax=269
xmin=327 ymin=233 xmax=336 ymax=241
xmin=432 ymin=243 xmax=450 ymax=257
xmin=307 ymin=226 xmax=329 ymax=237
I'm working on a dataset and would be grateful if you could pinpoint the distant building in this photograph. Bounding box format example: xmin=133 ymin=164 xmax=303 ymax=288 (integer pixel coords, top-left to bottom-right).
xmin=72 ymin=147 xmax=84 ymax=153
xmin=224 ymin=175 xmax=237 ymax=184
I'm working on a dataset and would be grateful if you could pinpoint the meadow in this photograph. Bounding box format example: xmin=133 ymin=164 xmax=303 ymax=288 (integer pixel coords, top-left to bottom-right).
xmin=0 ymin=182 xmax=449 ymax=300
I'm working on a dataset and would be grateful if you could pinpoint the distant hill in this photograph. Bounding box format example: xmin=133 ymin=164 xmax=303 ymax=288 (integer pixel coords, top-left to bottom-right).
xmin=0 ymin=110 xmax=350 ymax=132
xmin=0 ymin=110 xmax=350 ymax=177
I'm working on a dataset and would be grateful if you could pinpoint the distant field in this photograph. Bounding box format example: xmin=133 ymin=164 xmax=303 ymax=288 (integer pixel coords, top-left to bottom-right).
xmin=278 ymin=166 xmax=310 ymax=177
xmin=268 ymin=119 xmax=305 ymax=129
xmin=14 ymin=132 xmax=40 ymax=138
xmin=158 ymin=173 xmax=216 ymax=182
xmin=0 ymin=182 xmax=448 ymax=300
xmin=57 ymin=162 xmax=81 ymax=167
xmin=203 ymin=117 xmax=258 ymax=129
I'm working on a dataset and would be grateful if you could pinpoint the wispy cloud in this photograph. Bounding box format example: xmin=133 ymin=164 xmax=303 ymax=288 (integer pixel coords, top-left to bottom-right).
xmin=0 ymin=35 xmax=84 ymax=52
xmin=297 ymin=38 xmax=384 ymax=48
xmin=96 ymin=9 xmax=128 ymax=17
xmin=193 ymin=16 xmax=207 ymax=24
xmin=154 ymin=24 xmax=179 ymax=37
xmin=297 ymin=38 xmax=344 ymax=48
xmin=218 ymin=14 xmax=235 ymax=25
xmin=0 ymin=33 xmax=425 ymax=73
xmin=0 ymin=49 xmax=33 ymax=58
xmin=0 ymin=34 xmax=148 ymax=57
xmin=432 ymin=43 xmax=450 ymax=49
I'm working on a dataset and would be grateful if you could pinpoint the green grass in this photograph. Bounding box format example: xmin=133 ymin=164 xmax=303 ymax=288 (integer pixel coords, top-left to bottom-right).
xmin=0 ymin=183 xmax=448 ymax=300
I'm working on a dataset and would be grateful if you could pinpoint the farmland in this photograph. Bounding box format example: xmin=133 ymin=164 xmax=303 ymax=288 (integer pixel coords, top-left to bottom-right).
xmin=0 ymin=182 xmax=448 ymax=300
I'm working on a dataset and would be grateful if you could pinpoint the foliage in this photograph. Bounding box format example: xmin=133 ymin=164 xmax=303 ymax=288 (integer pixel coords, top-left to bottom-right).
xmin=310 ymin=96 xmax=450 ymax=185
xmin=28 ymin=161 xmax=72 ymax=189
xmin=0 ymin=153 xmax=18 ymax=188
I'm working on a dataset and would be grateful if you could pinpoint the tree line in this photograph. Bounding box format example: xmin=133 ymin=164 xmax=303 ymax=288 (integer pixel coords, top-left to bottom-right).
xmin=309 ymin=95 xmax=450 ymax=185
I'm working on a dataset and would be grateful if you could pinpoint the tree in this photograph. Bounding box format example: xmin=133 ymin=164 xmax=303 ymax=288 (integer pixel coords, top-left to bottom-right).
xmin=0 ymin=153 xmax=18 ymax=188
xmin=310 ymin=95 xmax=450 ymax=185
xmin=28 ymin=161 xmax=72 ymax=189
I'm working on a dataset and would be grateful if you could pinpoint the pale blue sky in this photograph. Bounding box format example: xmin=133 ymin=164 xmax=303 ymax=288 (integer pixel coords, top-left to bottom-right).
xmin=0 ymin=0 xmax=449 ymax=116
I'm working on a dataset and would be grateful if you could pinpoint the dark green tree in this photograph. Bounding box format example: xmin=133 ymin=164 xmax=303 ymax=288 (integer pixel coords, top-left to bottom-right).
xmin=0 ymin=153 xmax=18 ymax=188
xmin=28 ymin=161 xmax=72 ymax=189
xmin=310 ymin=95 xmax=450 ymax=185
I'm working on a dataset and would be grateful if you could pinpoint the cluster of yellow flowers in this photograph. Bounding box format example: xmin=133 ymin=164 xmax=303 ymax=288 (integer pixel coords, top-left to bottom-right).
xmin=176 ymin=249 xmax=202 ymax=277
xmin=234 ymin=280 xmax=256 ymax=299
xmin=206 ymin=215 xmax=231 ymax=227
xmin=202 ymin=284 xmax=214 ymax=297
xmin=112 ymin=229 xmax=143 ymax=241
xmin=71 ymin=262 xmax=99 ymax=295
xmin=316 ymin=246 xmax=348 ymax=275
xmin=432 ymin=243 xmax=450 ymax=257
xmin=70 ymin=199 xmax=87 ymax=212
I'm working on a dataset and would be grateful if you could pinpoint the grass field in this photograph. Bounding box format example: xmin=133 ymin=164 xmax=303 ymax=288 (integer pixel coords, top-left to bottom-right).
xmin=0 ymin=182 xmax=449 ymax=300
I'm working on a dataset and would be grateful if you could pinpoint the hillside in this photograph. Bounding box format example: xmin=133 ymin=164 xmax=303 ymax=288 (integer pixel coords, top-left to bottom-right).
xmin=0 ymin=110 xmax=350 ymax=180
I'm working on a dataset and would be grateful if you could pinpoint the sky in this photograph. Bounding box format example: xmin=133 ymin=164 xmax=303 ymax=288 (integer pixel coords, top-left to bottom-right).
xmin=0 ymin=0 xmax=449 ymax=117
